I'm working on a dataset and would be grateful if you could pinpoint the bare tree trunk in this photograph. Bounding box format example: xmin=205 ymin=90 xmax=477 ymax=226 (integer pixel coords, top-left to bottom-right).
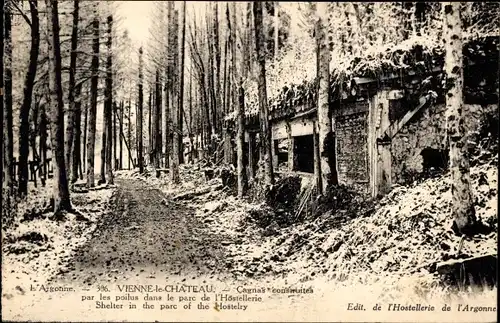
xmin=104 ymin=15 xmax=114 ymax=184
xmin=3 ymin=2 xmax=14 ymax=198
xmin=165 ymin=1 xmax=174 ymax=170
xmin=40 ymin=104 xmax=47 ymax=187
xmin=253 ymin=1 xmax=274 ymax=186
xmin=113 ymin=101 xmax=117 ymax=169
xmin=82 ymin=96 xmax=88 ymax=174
xmin=316 ymin=3 xmax=337 ymax=194
xmin=137 ymin=47 xmax=144 ymax=173
xmin=86 ymin=10 xmax=99 ymax=188
xmin=274 ymin=2 xmax=279 ymax=57
xmin=71 ymin=83 xmax=82 ymax=183
xmin=233 ymin=2 xmax=247 ymax=196
xmin=46 ymin=0 xmax=72 ymax=214
xmin=155 ymin=70 xmax=161 ymax=172
xmin=30 ymin=97 xmax=40 ymax=187
xmin=127 ymin=99 xmax=131 ymax=170
xmin=223 ymin=4 xmax=233 ymax=165
xmin=213 ymin=2 xmax=221 ymax=134
xmin=148 ymin=86 xmax=152 ymax=165
xmin=119 ymin=101 xmax=123 ymax=169
xmin=64 ymin=0 xmax=79 ymax=183
xmin=1 ymin=0 xmax=4 ymax=203
xmin=170 ymin=9 xmax=180 ymax=183
xmin=443 ymin=3 xmax=476 ymax=235
xmin=18 ymin=0 xmax=40 ymax=196
xmin=178 ymin=1 xmax=187 ymax=166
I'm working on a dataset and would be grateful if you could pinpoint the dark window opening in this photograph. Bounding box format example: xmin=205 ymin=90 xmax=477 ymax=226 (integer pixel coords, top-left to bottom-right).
xmin=274 ymin=139 xmax=289 ymax=171
xmin=421 ymin=148 xmax=449 ymax=175
xmin=294 ymin=135 xmax=315 ymax=173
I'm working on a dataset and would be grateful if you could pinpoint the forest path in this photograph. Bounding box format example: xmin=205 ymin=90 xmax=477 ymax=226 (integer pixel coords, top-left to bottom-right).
xmin=55 ymin=177 xmax=233 ymax=287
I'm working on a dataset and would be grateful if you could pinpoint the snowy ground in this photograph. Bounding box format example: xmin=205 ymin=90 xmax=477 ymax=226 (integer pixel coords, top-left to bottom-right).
xmin=1 ymin=160 xmax=497 ymax=321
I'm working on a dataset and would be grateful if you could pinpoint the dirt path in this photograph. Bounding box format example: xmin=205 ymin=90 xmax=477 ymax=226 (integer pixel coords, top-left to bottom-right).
xmin=54 ymin=177 xmax=233 ymax=287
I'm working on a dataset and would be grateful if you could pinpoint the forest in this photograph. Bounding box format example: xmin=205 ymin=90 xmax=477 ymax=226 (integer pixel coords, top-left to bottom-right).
xmin=1 ymin=1 xmax=499 ymax=320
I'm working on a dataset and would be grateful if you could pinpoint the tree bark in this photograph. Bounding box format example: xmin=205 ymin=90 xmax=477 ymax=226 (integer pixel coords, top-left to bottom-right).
xmin=64 ymin=0 xmax=79 ymax=183
xmin=86 ymin=10 xmax=99 ymax=188
xmin=316 ymin=3 xmax=337 ymax=194
xmin=178 ymin=1 xmax=187 ymax=166
xmin=113 ymin=101 xmax=117 ymax=169
xmin=154 ymin=70 xmax=161 ymax=172
xmin=213 ymin=2 xmax=221 ymax=134
xmin=127 ymin=98 xmax=132 ymax=170
xmin=82 ymin=95 xmax=88 ymax=174
xmin=71 ymin=83 xmax=82 ymax=183
xmin=234 ymin=2 xmax=247 ymax=196
xmin=104 ymin=15 xmax=114 ymax=184
xmin=0 ymin=0 xmax=4 ymax=199
xmin=3 ymin=2 xmax=14 ymax=197
xmin=18 ymin=0 xmax=40 ymax=197
xmin=137 ymin=47 xmax=144 ymax=173
xmin=223 ymin=3 xmax=233 ymax=165
xmin=46 ymin=0 xmax=72 ymax=214
xmin=119 ymin=101 xmax=123 ymax=169
xmin=39 ymin=104 xmax=47 ymax=187
xmin=165 ymin=1 xmax=174 ymax=170
xmin=148 ymin=85 xmax=152 ymax=165
xmin=443 ymin=2 xmax=476 ymax=235
xmin=170 ymin=9 xmax=180 ymax=183
xmin=253 ymin=2 xmax=274 ymax=187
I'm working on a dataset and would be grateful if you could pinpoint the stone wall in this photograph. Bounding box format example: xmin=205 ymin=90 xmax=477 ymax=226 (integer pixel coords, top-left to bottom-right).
xmin=391 ymin=103 xmax=497 ymax=184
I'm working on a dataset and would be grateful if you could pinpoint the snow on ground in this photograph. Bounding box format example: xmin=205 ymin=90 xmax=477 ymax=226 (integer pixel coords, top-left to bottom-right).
xmin=142 ymin=158 xmax=497 ymax=294
xmin=2 ymin=179 xmax=115 ymax=299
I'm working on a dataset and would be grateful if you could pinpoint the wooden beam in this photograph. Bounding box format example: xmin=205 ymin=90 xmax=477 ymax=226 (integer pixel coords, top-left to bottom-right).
xmin=369 ymin=90 xmax=392 ymax=197
xmin=382 ymin=94 xmax=432 ymax=140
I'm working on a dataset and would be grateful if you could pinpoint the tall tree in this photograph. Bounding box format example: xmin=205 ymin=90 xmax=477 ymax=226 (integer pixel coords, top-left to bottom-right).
xmin=154 ymin=69 xmax=160 ymax=172
xmin=165 ymin=1 xmax=174 ymax=170
xmin=233 ymin=2 xmax=246 ymax=196
xmin=119 ymin=101 xmax=123 ymax=169
xmin=104 ymin=15 xmax=114 ymax=184
xmin=137 ymin=46 xmax=144 ymax=173
xmin=18 ymin=0 xmax=40 ymax=196
xmin=443 ymin=3 xmax=476 ymax=235
xmin=170 ymin=9 xmax=180 ymax=183
xmin=86 ymin=8 xmax=99 ymax=188
xmin=213 ymin=2 xmax=221 ymax=133
xmin=0 ymin=0 xmax=4 ymax=199
xmin=71 ymin=84 xmax=82 ymax=183
xmin=253 ymin=1 xmax=274 ymax=186
xmin=316 ymin=3 xmax=337 ymax=194
xmin=127 ymin=97 xmax=132 ymax=169
xmin=46 ymin=0 xmax=72 ymax=214
xmin=224 ymin=3 xmax=234 ymax=165
xmin=64 ymin=0 xmax=80 ymax=183
xmin=3 ymin=0 xmax=14 ymax=198
xmin=178 ymin=1 xmax=186 ymax=166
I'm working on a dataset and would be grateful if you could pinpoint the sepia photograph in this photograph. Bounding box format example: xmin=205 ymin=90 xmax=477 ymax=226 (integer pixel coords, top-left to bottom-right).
xmin=1 ymin=1 xmax=498 ymax=321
